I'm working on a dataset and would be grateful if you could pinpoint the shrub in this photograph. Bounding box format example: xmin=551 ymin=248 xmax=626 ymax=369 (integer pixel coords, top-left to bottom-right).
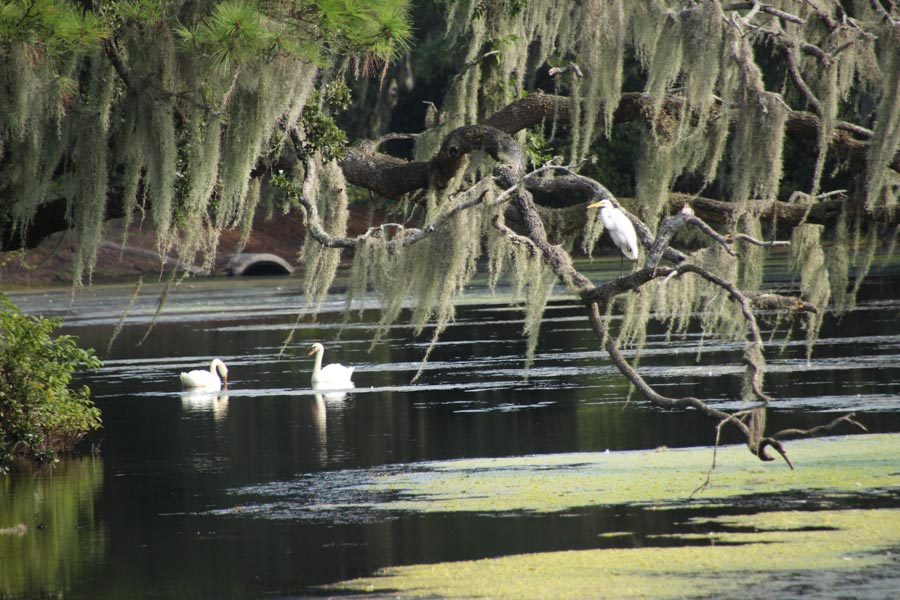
xmin=0 ymin=294 xmax=102 ymax=473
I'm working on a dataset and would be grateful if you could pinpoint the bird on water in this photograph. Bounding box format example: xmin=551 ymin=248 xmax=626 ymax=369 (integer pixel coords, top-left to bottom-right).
xmin=308 ymin=342 xmax=354 ymax=388
xmin=180 ymin=358 xmax=229 ymax=391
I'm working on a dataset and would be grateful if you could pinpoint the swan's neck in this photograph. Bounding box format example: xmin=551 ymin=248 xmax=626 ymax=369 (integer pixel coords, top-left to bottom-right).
xmin=210 ymin=359 xmax=225 ymax=377
xmin=313 ymin=350 xmax=324 ymax=377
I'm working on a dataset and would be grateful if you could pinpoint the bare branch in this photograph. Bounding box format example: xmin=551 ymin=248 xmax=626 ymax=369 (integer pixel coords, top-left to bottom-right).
xmin=491 ymin=214 xmax=540 ymax=256
xmin=869 ymin=0 xmax=899 ymax=24
xmin=725 ymin=233 xmax=791 ymax=247
xmin=668 ymin=263 xmax=771 ymax=403
xmin=770 ymin=412 xmax=869 ymax=440
xmin=802 ymin=0 xmax=839 ymax=30
xmin=548 ymin=64 xmax=584 ymax=78
xmin=586 ymin=302 xmax=745 ymax=423
xmin=786 ymin=47 xmax=823 ymax=115
xmin=685 ymin=214 xmax=738 ymax=257
xmin=102 ymin=39 xmax=131 ymax=88
xmin=373 ymin=132 xmax=420 ymax=149
xmin=467 ymin=50 xmax=499 ymax=68
xmin=289 ymin=190 xmax=357 ymax=250
xmin=722 ymin=2 xmax=807 ymax=25
xmin=691 ymin=413 xmax=748 ymax=497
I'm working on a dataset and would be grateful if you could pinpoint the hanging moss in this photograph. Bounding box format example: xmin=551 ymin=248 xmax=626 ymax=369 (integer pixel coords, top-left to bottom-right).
xmin=825 ymin=206 xmax=851 ymax=313
xmin=809 ymin=61 xmax=838 ymax=199
xmin=346 ymin=231 xmax=416 ymax=338
xmin=235 ymin=176 xmax=261 ymax=254
xmin=653 ymin=267 xmax=689 ymax=344
xmin=848 ymin=224 xmax=880 ymax=309
xmin=575 ymin=0 xmax=627 ymax=157
xmin=635 ymin=133 xmax=674 ymax=227
xmin=729 ymin=66 xmax=788 ymax=207
xmin=679 ymin=2 xmax=723 ymax=120
xmin=173 ymin=113 xmax=222 ymax=272
xmin=521 ymin=254 xmax=556 ymax=371
xmin=618 ymin=284 xmax=653 ymax=365
xmin=121 ymin=31 xmax=179 ymax=254
xmin=864 ymin=25 xmax=900 ymax=213
xmin=1 ymin=44 xmax=68 ymax=242
xmin=694 ymin=245 xmax=746 ymax=343
xmin=734 ymin=213 xmax=763 ymax=293
xmin=299 ymin=158 xmax=349 ymax=313
xmin=70 ymin=54 xmax=115 ymax=284
xmin=111 ymin=94 xmax=146 ymax=248
xmin=790 ymin=224 xmax=831 ymax=360
xmin=643 ymin=12 xmax=683 ymax=121
xmin=650 ymin=244 xmax=747 ymax=353
xmin=579 ymin=203 xmax=607 ymax=257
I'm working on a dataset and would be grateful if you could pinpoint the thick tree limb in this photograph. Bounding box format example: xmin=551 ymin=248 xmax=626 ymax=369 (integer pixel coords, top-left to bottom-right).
xmin=748 ymin=292 xmax=820 ymax=315
xmin=340 ymin=91 xmax=897 ymax=210
xmin=339 ymin=124 xmax=522 ymax=200
xmin=484 ymin=92 xmax=900 ymax=172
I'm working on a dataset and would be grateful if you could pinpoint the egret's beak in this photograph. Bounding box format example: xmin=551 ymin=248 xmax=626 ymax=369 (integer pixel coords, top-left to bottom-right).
xmin=586 ymin=201 xmax=602 ymax=208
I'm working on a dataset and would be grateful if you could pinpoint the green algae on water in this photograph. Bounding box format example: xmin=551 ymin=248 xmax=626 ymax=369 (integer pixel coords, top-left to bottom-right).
xmin=329 ymin=508 xmax=899 ymax=599
xmin=332 ymin=433 xmax=899 ymax=515
xmin=319 ymin=434 xmax=899 ymax=598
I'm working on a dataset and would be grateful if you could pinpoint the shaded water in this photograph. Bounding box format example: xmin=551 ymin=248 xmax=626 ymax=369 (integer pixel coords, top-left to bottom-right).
xmin=2 ymin=266 xmax=899 ymax=598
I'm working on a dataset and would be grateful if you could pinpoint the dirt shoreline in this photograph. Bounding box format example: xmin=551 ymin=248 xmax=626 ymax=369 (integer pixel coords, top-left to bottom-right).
xmin=1 ymin=207 xmax=375 ymax=289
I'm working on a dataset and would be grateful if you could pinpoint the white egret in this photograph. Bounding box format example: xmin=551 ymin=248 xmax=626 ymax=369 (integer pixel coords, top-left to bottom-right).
xmin=179 ymin=358 xmax=228 ymax=390
xmin=587 ymin=198 xmax=639 ymax=269
xmin=309 ymin=343 xmax=354 ymax=388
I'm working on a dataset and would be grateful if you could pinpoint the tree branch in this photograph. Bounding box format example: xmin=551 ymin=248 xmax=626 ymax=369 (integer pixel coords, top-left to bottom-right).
xmin=721 ymin=2 xmax=807 ymax=25
xmin=786 ymin=47 xmax=823 ymax=115
xmin=770 ymin=412 xmax=868 ymax=440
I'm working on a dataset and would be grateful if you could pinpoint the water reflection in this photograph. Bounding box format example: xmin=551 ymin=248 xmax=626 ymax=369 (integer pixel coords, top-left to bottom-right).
xmin=180 ymin=390 xmax=230 ymax=421
xmin=0 ymin=271 xmax=897 ymax=599
xmin=0 ymin=458 xmax=105 ymax=598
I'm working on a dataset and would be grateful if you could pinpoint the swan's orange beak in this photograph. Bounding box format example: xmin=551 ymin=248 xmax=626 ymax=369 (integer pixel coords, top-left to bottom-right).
xmin=308 ymin=347 xmax=316 ymax=356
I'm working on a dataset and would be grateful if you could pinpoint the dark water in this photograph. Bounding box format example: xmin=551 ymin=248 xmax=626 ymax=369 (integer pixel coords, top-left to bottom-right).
xmin=2 ymin=268 xmax=899 ymax=599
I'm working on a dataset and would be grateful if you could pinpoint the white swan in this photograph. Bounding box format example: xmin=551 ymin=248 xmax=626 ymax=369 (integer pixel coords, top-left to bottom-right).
xmin=179 ymin=358 xmax=228 ymax=390
xmin=309 ymin=343 xmax=354 ymax=388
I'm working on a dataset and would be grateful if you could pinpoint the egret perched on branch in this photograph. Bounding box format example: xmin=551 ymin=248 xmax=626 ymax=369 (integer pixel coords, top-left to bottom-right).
xmin=587 ymin=198 xmax=639 ymax=271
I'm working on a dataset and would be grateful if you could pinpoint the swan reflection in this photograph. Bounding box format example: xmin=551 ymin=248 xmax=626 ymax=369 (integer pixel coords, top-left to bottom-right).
xmin=180 ymin=390 xmax=229 ymax=420
xmin=310 ymin=382 xmax=353 ymax=465
xmin=312 ymin=380 xmax=354 ymax=402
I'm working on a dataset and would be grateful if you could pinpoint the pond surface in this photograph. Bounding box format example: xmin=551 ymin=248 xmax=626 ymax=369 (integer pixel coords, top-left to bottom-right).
xmin=2 ymin=264 xmax=899 ymax=599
